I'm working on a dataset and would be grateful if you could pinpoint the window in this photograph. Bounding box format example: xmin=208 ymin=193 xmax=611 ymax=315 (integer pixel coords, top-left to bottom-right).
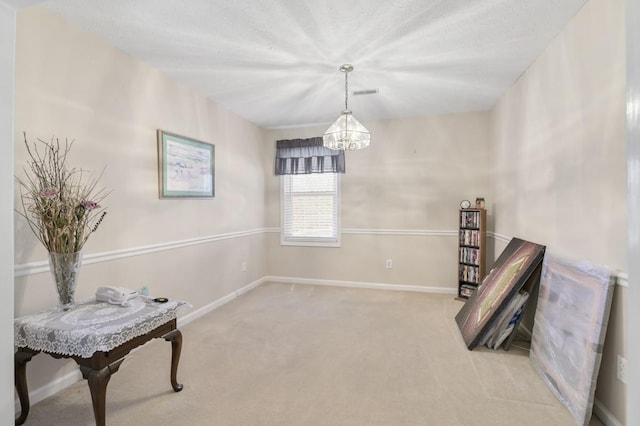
xmin=281 ymin=173 xmax=340 ymax=246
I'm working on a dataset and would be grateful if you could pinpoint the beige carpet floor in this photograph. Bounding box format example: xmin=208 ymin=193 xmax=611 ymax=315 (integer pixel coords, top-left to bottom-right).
xmin=20 ymin=282 xmax=604 ymax=425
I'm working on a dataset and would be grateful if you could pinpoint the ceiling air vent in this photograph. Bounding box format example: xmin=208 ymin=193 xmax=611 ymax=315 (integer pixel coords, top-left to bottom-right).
xmin=353 ymin=89 xmax=379 ymax=96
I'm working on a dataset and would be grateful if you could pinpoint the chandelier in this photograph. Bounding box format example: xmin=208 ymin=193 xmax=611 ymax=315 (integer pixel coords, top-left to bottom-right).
xmin=322 ymin=64 xmax=370 ymax=151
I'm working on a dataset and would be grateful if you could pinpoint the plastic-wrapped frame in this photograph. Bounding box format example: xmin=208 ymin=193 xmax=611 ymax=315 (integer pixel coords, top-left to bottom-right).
xmin=529 ymin=255 xmax=615 ymax=426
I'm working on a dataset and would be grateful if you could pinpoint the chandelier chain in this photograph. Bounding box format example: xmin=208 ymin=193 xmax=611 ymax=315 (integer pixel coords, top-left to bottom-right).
xmin=344 ymin=70 xmax=349 ymax=111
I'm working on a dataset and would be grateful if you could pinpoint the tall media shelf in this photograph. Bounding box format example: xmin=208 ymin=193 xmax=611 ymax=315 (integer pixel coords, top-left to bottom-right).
xmin=458 ymin=208 xmax=487 ymax=299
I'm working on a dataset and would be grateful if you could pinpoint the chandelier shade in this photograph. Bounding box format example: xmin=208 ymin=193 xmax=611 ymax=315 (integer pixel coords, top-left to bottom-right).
xmin=323 ymin=110 xmax=370 ymax=150
xmin=323 ymin=64 xmax=370 ymax=151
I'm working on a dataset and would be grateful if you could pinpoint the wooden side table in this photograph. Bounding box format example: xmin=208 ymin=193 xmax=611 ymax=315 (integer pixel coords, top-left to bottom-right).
xmin=14 ymin=298 xmax=187 ymax=426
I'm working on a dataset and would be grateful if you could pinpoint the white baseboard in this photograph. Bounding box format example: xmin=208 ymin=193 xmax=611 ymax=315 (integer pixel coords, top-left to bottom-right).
xmin=17 ymin=369 xmax=83 ymax=412
xmin=264 ymin=275 xmax=457 ymax=295
xmin=178 ymin=277 xmax=267 ymax=326
xmin=593 ymin=398 xmax=623 ymax=426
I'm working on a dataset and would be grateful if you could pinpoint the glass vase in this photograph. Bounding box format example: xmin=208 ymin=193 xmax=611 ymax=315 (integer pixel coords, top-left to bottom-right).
xmin=48 ymin=251 xmax=83 ymax=311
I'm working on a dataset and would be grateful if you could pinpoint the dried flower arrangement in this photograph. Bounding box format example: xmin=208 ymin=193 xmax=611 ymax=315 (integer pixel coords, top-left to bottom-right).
xmin=16 ymin=133 xmax=109 ymax=254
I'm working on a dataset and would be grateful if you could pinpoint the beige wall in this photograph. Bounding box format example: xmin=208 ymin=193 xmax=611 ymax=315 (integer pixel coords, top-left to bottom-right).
xmin=626 ymin=0 xmax=640 ymax=424
xmin=14 ymin=7 xmax=268 ymax=394
xmin=490 ymin=0 xmax=626 ymax=270
xmin=490 ymin=0 xmax=626 ymax=423
xmin=264 ymin=113 xmax=492 ymax=289
xmin=1 ymin=2 xmax=15 ymax=422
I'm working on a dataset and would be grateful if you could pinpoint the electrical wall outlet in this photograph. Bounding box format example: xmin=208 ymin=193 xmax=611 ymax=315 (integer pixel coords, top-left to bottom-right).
xmin=241 ymin=261 xmax=247 ymax=272
xmin=385 ymin=259 xmax=393 ymax=269
xmin=617 ymin=354 xmax=628 ymax=384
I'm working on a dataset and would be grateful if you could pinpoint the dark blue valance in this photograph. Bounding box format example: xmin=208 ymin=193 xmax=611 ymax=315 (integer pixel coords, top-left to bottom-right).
xmin=274 ymin=137 xmax=345 ymax=175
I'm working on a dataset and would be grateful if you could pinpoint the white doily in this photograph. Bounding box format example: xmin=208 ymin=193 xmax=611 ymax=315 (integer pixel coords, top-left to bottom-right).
xmin=15 ymin=297 xmax=188 ymax=358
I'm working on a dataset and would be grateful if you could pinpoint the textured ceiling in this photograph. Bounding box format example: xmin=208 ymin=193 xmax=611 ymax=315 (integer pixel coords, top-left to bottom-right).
xmin=36 ymin=0 xmax=588 ymax=129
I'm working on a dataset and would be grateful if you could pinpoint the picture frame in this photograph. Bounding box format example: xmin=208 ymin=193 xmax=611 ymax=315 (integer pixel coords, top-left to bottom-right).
xmin=157 ymin=130 xmax=215 ymax=198
xmin=529 ymin=256 xmax=614 ymax=426
xmin=455 ymin=237 xmax=546 ymax=350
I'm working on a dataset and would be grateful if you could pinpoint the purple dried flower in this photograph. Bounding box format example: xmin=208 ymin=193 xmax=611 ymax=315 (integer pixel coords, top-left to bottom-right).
xmin=39 ymin=187 xmax=58 ymax=198
xmin=80 ymin=200 xmax=101 ymax=210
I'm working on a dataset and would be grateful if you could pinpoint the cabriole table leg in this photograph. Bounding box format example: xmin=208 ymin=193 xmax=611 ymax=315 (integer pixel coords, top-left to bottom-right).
xmin=80 ymin=359 xmax=124 ymax=426
xmin=163 ymin=329 xmax=184 ymax=392
xmin=15 ymin=349 xmax=38 ymax=425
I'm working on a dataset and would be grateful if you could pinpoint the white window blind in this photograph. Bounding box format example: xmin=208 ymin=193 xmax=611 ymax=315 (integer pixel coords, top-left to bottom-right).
xmin=281 ymin=173 xmax=340 ymax=246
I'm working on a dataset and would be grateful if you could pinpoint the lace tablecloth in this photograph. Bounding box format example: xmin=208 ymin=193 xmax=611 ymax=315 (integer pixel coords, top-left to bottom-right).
xmin=14 ymin=297 xmax=188 ymax=358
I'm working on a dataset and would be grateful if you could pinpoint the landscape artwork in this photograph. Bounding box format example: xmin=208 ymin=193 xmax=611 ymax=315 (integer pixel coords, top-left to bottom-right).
xmin=157 ymin=130 xmax=215 ymax=198
xmin=455 ymin=237 xmax=546 ymax=350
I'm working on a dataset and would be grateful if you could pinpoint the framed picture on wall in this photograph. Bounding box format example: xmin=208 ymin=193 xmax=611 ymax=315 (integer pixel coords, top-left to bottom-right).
xmin=157 ymin=130 xmax=215 ymax=198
